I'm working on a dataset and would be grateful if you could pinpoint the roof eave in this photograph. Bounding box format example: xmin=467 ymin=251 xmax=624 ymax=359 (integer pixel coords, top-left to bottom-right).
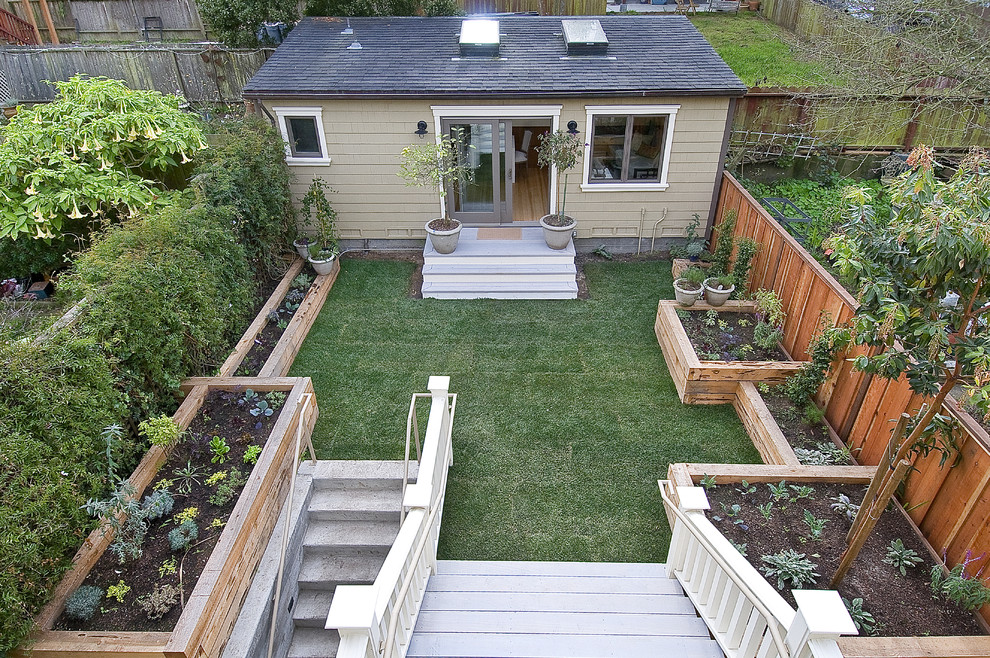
xmin=242 ymin=88 xmax=749 ymax=100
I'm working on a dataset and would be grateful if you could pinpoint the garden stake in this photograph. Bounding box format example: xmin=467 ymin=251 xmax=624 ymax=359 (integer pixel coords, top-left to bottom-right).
xmin=847 ymin=413 xmax=909 ymax=543
xmin=832 ymin=457 xmax=911 ymax=587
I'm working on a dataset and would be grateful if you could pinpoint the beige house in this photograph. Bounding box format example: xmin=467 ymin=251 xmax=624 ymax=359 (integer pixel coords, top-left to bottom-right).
xmin=243 ymin=15 xmax=746 ymax=253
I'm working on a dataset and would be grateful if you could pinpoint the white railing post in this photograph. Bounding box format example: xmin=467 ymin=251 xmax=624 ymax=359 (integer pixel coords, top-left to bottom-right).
xmin=785 ymin=590 xmax=858 ymax=658
xmin=326 ymin=585 xmax=380 ymax=658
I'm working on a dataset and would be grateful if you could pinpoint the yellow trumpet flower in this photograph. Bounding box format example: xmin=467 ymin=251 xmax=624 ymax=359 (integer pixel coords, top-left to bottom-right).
xmin=79 ymin=140 xmax=90 ymax=152
xmin=25 ymin=185 xmax=37 ymax=196
xmin=180 ymin=152 xmax=192 ymax=164
xmin=68 ymin=204 xmax=84 ymax=220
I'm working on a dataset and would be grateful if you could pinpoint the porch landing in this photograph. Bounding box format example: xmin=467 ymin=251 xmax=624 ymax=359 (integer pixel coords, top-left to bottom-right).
xmin=407 ymin=560 xmax=722 ymax=657
xmin=422 ymin=227 xmax=577 ymax=300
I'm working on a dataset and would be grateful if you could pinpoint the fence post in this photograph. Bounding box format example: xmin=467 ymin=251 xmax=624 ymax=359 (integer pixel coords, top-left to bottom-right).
xmin=784 ymin=590 xmax=857 ymax=658
xmin=326 ymin=584 xmax=379 ymax=657
xmin=664 ymin=483 xmax=710 ymax=578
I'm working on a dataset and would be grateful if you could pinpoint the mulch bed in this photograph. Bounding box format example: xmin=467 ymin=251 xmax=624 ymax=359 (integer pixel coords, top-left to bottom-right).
xmin=237 ymin=275 xmax=314 ymax=376
xmin=762 ymin=390 xmax=851 ymax=464
xmin=705 ymin=481 xmax=987 ymax=637
xmin=679 ymin=309 xmax=787 ymax=361
xmin=55 ymin=389 xmax=284 ymax=632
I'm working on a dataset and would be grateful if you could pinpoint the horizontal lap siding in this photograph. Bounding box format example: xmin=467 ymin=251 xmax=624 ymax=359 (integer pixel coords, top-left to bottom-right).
xmin=715 ymin=172 xmax=990 ymax=621
xmin=263 ymin=96 xmax=731 ymax=241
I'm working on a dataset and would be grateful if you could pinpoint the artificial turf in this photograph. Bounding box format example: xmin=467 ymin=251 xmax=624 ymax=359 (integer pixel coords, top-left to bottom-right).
xmin=290 ymin=258 xmax=760 ymax=563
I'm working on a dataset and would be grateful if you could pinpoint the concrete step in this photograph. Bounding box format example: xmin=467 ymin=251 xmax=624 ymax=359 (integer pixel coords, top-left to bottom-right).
xmin=302 ymin=519 xmax=398 ymax=561
xmin=310 ymin=460 xmax=415 ymax=491
xmin=309 ymin=486 xmax=404 ymax=521
xmin=297 ymin=552 xmax=387 ymax=589
xmin=422 ymin=262 xmax=576 ymax=281
xmin=292 ymin=589 xmax=335 ymax=629
xmin=421 ymin=280 xmax=578 ymax=300
xmin=286 ymin=626 xmax=340 ymax=658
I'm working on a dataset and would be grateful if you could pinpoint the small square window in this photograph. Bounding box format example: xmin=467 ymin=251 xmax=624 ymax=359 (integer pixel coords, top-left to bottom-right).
xmin=286 ymin=117 xmax=322 ymax=157
xmin=274 ymin=107 xmax=330 ymax=165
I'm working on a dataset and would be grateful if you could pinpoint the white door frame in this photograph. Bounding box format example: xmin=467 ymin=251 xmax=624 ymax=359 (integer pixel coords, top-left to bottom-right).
xmin=431 ymin=105 xmax=562 ymax=221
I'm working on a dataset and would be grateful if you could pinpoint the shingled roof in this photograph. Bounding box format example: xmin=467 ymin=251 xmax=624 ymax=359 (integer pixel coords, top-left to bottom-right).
xmin=243 ymin=15 xmax=747 ymax=99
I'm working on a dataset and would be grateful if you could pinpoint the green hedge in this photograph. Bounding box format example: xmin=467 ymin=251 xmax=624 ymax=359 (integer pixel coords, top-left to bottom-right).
xmin=70 ymin=202 xmax=255 ymax=418
xmin=0 ymin=335 xmax=125 ymax=652
xmin=193 ymin=116 xmax=294 ymax=277
xmin=0 ymin=200 xmax=257 ymax=648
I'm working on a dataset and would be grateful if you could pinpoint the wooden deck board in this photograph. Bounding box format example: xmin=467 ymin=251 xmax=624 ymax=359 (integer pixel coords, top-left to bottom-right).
xmin=407 ymin=632 xmax=723 ymax=658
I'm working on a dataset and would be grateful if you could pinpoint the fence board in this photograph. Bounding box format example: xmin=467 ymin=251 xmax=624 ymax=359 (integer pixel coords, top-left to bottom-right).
xmin=714 ymin=171 xmax=990 ymax=622
xmin=0 ymin=43 xmax=272 ymax=102
xmin=459 ymin=0 xmax=605 ymax=14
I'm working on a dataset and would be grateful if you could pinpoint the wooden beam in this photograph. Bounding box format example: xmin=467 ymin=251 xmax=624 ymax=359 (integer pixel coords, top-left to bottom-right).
xmin=681 ymin=463 xmax=877 ymax=483
xmin=838 ymin=635 xmax=990 ymax=658
xmin=19 ymin=0 xmax=41 ymax=43
xmin=36 ymin=0 xmax=57 ymax=44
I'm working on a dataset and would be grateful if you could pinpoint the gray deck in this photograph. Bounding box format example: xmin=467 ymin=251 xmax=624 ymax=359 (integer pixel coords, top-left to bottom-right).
xmin=407 ymin=560 xmax=723 ymax=658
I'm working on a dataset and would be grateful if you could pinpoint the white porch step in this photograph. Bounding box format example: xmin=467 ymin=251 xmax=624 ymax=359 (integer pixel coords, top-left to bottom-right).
xmin=423 ymin=227 xmax=577 ymax=299
xmin=407 ymin=560 xmax=723 ymax=658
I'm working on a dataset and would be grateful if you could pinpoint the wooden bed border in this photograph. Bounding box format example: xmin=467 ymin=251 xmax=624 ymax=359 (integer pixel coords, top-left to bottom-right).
xmin=655 ymin=299 xmax=804 ymax=404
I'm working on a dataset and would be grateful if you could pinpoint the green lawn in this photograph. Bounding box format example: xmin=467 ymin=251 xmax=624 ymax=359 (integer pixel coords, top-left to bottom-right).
xmin=291 ymin=259 xmax=760 ymax=563
xmin=689 ymin=13 xmax=830 ymax=88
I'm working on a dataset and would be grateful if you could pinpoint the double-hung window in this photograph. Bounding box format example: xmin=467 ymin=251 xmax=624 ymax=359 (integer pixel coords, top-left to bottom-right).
xmin=582 ymin=105 xmax=678 ymax=191
xmin=274 ymin=107 xmax=330 ymax=165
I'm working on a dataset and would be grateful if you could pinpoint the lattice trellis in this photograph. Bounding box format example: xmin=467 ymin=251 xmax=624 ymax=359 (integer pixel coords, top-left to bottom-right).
xmin=729 ymin=130 xmax=821 ymax=163
xmin=0 ymin=63 xmax=10 ymax=106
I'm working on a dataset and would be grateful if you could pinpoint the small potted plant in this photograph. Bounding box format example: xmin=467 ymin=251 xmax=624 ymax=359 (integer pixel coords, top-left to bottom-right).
xmin=536 ymin=129 xmax=584 ymax=250
xmin=300 ymin=178 xmax=339 ymax=275
xmin=673 ymin=266 xmax=707 ymax=307
xmin=704 ymin=274 xmax=736 ymax=306
xmin=398 ymin=131 xmax=474 ymax=255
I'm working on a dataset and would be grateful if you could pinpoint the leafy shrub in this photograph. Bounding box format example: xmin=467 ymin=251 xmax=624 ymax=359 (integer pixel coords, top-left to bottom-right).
xmin=168 ymin=519 xmax=199 ymax=551
xmin=64 ymin=585 xmax=103 ymax=621
xmin=883 ymin=539 xmax=923 ymax=575
xmin=843 ymin=597 xmax=879 ymax=635
xmin=193 ymin=116 xmax=294 ymax=276
xmin=68 ymin=202 xmax=254 ymax=418
xmin=138 ymin=414 xmax=182 ymax=447
xmin=142 ymin=489 xmax=175 ymax=521
xmin=930 ymin=559 xmax=990 ymax=611
xmin=760 ymin=549 xmax=820 ymax=589
xmin=0 ymin=334 xmax=126 ymax=651
xmin=0 ymin=76 xmax=204 ymax=243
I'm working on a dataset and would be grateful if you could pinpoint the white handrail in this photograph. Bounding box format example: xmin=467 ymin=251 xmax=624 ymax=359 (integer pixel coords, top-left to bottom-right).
xmin=402 ymin=393 xmax=430 ymax=523
xmin=659 ymin=480 xmax=791 ymax=658
xmin=659 ymin=480 xmax=857 ymax=658
xmin=267 ymin=392 xmax=316 ymax=658
xmin=328 ymin=377 xmax=455 ymax=658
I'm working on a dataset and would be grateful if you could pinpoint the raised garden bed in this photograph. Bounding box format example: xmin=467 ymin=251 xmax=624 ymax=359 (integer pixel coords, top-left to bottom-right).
xmin=21 ymin=377 xmax=318 ymax=658
xmin=219 ymin=257 xmax=339 ymax=379
xmin=655 ymin=300 xmax=804 ymax=404
xmin=666 ymin=463 xmax=990 ymax=658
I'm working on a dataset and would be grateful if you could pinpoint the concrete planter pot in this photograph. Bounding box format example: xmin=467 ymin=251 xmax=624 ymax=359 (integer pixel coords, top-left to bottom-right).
xmin=293 ymin=238 xmax=314 ymax=260
xmin=539 ymin=214 xmax=576 ymax=250
xmin=673 ymin=279 xmax=705 ymax=307
xmin=425 ymin=219 xmax=462 ymax=255
xmin=703 ymin=278 xmax=735 ymax=306
xmin=308 ymin=254 xmax=337 ymax=276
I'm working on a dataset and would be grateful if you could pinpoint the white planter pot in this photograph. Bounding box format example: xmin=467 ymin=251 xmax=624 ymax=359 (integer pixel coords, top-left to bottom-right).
xmin=308 ymin=255 xmax=337 ymax=275
xmin=704 ymin=277 xmax=735 ymax=306
xmin=425 ymin=219 xmax=462 ymax=255
xmin=539 ymin=215 xmax=576 ymax=250
xmin=673 ymin=279 xmax=705 ymax=307
xmin=293 ymin=239 xmax=313 ymax=260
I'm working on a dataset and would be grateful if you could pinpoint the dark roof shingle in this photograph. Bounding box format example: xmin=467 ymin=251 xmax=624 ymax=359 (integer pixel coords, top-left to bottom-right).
xmin=244 ymin=15 xmax=747 ymax=98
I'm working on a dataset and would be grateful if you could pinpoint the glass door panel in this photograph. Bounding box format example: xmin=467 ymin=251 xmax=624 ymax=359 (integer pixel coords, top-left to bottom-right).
xmin=445 ymin=120 xmax=500 ymax=224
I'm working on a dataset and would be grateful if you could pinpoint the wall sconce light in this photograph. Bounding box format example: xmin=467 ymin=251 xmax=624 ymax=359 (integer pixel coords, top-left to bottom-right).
xmin=566 ymin=120 xmax=579 ymax=135
xmin=415 ymin=120 xmax=429 ymax=136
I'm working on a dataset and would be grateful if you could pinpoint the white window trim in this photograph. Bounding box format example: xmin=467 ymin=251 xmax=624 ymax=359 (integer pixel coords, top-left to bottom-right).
xmin=273 ymin=106 xmax=331 ymax=166
xmin=431 ymin=105 xmax=562 ymax=218
xmin=580 ymin=104 xmax=679 ymax=192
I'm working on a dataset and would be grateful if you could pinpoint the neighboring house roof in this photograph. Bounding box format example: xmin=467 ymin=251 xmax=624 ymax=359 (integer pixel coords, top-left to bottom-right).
xmin=244 ymin=15 xmax=747 ymax=99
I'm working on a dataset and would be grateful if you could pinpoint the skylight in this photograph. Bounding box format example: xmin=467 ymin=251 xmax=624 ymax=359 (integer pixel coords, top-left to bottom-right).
xmin=459 ymin=19 xmax=500 ymax=57
xmin=561 ymin=19 xmax=608 ymax=56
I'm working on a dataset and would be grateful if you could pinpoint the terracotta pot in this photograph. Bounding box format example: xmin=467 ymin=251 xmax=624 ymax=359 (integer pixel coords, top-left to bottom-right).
xmin=539 ymin=214 xmax=576 ymax=250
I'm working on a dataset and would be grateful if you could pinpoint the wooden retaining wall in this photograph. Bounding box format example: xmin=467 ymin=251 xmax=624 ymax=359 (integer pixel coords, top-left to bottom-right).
xmin=714 ymin=171 xmax=990 ymax=623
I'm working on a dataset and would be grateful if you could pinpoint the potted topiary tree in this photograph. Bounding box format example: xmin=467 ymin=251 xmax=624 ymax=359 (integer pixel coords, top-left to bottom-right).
xmin=536 ymin=129 xmax=584 ymax=250
xmin=398 ymin=131 xmax=474 ymax=255
xmin=300 ymin=178 xmax=339 ymax=275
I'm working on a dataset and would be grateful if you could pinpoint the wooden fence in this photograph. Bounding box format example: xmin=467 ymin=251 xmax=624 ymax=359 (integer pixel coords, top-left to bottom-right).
xmin=0 ymin=43 xmax=272 ymax=103
xmin=0 ymin=0 xmax=209 ymax=42
xmin=714 ymin=171 xmax=990 ymax=603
